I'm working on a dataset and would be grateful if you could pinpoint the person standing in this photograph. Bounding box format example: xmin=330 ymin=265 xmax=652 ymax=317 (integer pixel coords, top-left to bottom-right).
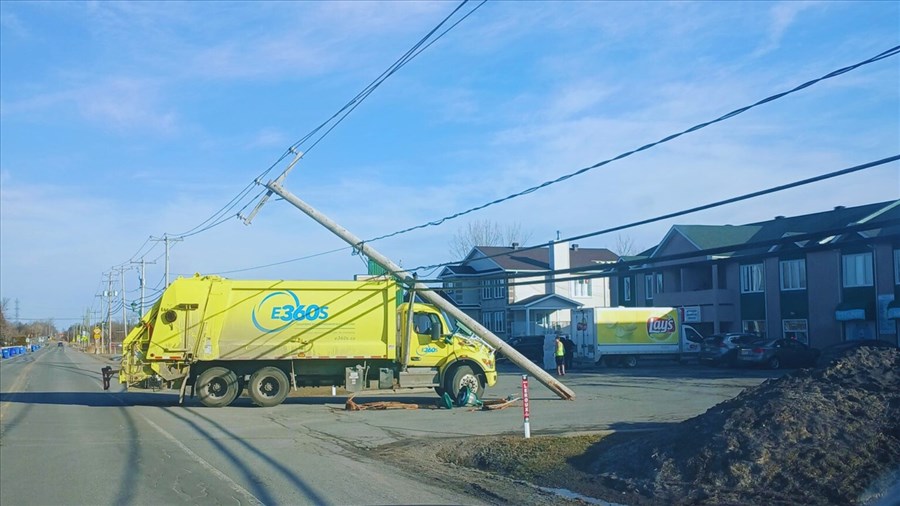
xmin=563 ymin=336 xmax=575 ymax=370
xmin=555 ymin=335 xmax=566 ymax=376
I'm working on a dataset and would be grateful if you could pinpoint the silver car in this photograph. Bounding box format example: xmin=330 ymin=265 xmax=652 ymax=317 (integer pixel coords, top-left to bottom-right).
xmin=699 ymin=333 xmax=759 ymax=367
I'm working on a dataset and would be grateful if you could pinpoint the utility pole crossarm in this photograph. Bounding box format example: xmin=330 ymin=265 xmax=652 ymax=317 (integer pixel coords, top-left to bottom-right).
xmin=265 ymin=181 xmax=575 ymax=401
xmin=242 ymin=149 xmax=305 ymax=226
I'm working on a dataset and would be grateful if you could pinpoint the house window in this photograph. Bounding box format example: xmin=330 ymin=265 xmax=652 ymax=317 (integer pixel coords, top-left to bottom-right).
xmin=742 ymin=320 xmax=766 ymax=339
xmin=493 ymin=279 xmax=507 ymax=300
xmin=493 ymin=311 xmax=505 ymax=333
xmin=645 ymin=275 xmax=654 ymax=300
xmin=779 ymin=259 xmax=806 ymax=291
xmin=783 ymin=319 xmax=808 ymax=345
xmin=482 ymin=279 xmax=492 ymax=300
xmin=740 ymin=264 xmax=765 ymax=293
xmin=623 ymin=277 xmax=632 ymax=302
xmin=656 ymin=272 xmax=664 ymax=294
xmin=573 ymin=278 xmax=592 ymax=297
xmin=481 ymin=312 xmax=491 ymax=329
xmin=453 ymin=282 xmax=464 ymax=302
xmin=842 ymin=252 xmax=873 ymax=287
xmin=894 ymin=250 xmax=900 ymax=285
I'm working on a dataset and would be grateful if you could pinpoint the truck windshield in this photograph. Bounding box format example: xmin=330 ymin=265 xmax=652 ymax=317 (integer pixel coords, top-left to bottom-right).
xmin=441 ymin=310 xmax=494 ymax=350
xmin=441 ymin=310 xmax=468 ymax=335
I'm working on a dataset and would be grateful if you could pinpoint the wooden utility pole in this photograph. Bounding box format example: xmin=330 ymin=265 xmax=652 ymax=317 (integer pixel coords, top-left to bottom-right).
xmin=265 ymin=181 xmax=575 ymax=400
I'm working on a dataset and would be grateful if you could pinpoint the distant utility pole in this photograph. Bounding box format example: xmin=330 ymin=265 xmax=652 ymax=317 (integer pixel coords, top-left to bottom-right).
xmin=101 ymin=272 xmax=118 ymax=355
xmin=131 ymin=257 xmax=156 ymax=317
xmin=115 ymin=264 xmax=131 ymax=352
xmin=151 ymin=235 xmax=183 ymax=287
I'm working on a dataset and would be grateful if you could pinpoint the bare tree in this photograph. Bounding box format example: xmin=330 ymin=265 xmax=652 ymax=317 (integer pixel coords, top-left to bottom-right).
xmin=614 ymin=233 xmax=639 ymax=257
xmin=448 ymin=220 xmax=533 ymax=259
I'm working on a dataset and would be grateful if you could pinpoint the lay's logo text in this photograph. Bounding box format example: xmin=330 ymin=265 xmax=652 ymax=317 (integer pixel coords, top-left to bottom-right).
xmin=647 ymin=317 xmax=676 ymax=335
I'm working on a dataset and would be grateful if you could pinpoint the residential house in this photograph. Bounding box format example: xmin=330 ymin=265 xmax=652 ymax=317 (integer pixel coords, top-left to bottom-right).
xmin=439 ymin=242 xmax=618 ymax=340
xmin=610 ymin=200 xmax=900 ymax=348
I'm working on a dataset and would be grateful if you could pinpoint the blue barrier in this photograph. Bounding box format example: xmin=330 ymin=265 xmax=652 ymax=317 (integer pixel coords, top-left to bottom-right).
xmin=1 ymin=348 xmax=9 ymax=359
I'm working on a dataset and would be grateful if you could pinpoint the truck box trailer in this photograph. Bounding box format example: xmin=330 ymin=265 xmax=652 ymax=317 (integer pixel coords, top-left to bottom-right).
xmin=119 ymin=274 xmax=497 ymax=407
xmin=571 ymin=307 xmax=703 ymax=367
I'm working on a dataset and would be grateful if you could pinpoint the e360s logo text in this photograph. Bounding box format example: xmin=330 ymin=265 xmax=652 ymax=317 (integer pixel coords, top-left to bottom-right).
xmin=252 ymin=290 xmax=329 ymax=333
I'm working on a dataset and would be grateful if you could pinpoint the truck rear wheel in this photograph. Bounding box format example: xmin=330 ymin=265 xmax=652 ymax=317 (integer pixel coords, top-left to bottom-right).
xmin=248 ymin=367 xmax=290 ymax=407
xmin=623 ymin=355 xmax=638 ymax=368
xmin=444 ymin=365 xmax=483 ymax=400
xmin=197 ymin=367 xmax=240 ymax=408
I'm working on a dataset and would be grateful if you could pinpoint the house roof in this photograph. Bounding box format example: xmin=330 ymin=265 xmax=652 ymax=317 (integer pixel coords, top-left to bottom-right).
xmin=472 ymin=245 xmax=618 ymax=272
xmin=509 ymin=293 xmax=583 ymax=309
xmin=651 ymin=200 xmax=900 ymax=260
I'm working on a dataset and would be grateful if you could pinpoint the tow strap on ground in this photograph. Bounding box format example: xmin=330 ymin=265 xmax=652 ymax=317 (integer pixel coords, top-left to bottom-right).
xmin=344 ymin=395 xmax=419 ymax=411
xmin=339 ymin=391 xmax=521 ymax=412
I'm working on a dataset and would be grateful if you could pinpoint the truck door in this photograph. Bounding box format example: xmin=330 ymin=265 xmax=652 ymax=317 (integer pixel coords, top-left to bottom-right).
xmin=409 ymin=312 xmax=448 ymax=367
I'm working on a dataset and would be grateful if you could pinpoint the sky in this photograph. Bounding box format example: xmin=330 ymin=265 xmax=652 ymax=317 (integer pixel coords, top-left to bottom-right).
xmin=1 ymin=1 xmax=898 ymax=327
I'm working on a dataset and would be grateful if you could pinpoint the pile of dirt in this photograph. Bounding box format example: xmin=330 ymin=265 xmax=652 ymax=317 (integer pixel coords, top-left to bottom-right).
xmin=586 ymin=346 xmax=900 ymax=505
xmin=395 ymin=347 xmax=900 ymax=505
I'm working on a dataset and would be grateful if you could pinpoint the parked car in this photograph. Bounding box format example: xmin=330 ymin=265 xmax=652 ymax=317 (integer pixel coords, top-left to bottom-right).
xmin=699 ymin=333 xmax=759 ymax=366
xmin=816 ymin=339 xmax=898 ymax=367
xmin=503 ymin=335 xmax=545 ymax=363
xmin=736 ymin=338 xmax=820 ymax=369
xmin=57 ymin=341 xmax=64 ymax=347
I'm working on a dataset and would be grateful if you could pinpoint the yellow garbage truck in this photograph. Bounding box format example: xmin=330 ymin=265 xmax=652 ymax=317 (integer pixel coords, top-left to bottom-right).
xmin=119 ymin=274 xmax=497 ymax=407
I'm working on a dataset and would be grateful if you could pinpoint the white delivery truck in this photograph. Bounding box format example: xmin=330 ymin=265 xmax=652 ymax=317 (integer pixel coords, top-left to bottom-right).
xmin=571 ymin=307 xmax=703 ymax=367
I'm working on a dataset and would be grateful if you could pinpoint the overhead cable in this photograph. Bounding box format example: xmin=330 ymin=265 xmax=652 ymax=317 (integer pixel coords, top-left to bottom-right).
xmin=164 ymin=0 xmax=485 ymax=241
xmin=406 ymin=154 xmax=899 ymax=273
xmin=366 ymin=45 xmax=900 ymax=243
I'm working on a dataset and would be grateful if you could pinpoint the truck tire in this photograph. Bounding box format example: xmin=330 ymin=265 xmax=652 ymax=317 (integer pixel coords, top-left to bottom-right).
xmin=248 ymin=367 xmax=290 ymax=407
xmin=444 ymin=365 xmax=483 ymax=400
xmin=623 ymin=355 xmax=638 ymax=368
xmin=197 ymin=367 xmax=240 ymax=408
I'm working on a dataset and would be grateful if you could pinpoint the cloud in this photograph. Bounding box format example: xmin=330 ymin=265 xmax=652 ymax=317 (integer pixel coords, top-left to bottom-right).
xmin=753 ymin=1 xmax=823 ymax=57
xmin=0 ymin=10 xmax=28 ymax=38
xmin=1 ymin=75 xmax=179 ymax=134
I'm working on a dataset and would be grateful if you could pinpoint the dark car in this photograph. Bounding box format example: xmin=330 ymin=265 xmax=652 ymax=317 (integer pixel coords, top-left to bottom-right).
xmin=502 ymin=335 xmax=545 ymax=363
xmin=816 ymin=339 xmax=898 ymax=367
xmin=699 ymin=333 xmax=759 ymax=366
xmin=736 ymin=338 xmax=820 ymax=369
xmin=57 ymin=341 xmax=64 ymax=347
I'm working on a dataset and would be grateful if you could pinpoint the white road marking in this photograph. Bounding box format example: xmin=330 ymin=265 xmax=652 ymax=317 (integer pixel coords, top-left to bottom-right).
xmin=141 ymin=416 xmax=264 ymax=506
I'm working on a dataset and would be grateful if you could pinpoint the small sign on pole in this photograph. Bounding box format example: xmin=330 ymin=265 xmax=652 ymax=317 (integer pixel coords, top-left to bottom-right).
xmin=522 ymin=375 xmax=531 ymax=439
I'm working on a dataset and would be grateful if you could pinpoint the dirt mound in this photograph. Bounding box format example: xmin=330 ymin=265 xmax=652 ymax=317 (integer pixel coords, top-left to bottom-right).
xmin=589 ymin=347 xmax=900 ymax=505
xmin=381 ymin=347 xmax=900 ymax=505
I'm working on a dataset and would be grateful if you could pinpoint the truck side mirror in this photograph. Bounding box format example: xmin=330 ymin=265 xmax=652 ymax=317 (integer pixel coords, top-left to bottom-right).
xmin=432 ymin=322 xmax=442 ymax=341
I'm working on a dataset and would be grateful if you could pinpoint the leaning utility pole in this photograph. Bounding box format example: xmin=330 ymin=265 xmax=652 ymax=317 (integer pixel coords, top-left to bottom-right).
xmin=261 ymin=181 xmax=575 ymax=401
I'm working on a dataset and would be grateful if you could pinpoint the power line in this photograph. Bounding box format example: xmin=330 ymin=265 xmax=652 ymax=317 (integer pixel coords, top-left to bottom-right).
xmin=426 ymin=217 xmax=900 ymax=289
xmin=215 ymin=155 xmax=895 ymax=278
xmin=365 ymin=45 xmax=900 ymax=243
xmin=166 ymin=0 xmax=485 ymax=241
xmin=405 ymin=155 xmax=899 ymax=273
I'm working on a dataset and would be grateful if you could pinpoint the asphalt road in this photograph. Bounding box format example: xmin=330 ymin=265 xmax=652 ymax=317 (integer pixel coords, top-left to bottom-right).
xmin=1 ymin=347 xmax=782 ymax=505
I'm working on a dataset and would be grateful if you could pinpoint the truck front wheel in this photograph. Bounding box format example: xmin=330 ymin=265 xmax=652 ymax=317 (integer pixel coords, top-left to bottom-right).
xmin=623 ymin=355 xmax=638 ymax=368
xmin=197 ymin=367 xmax=240 ymax=408
xmin=248 ymin=367 xmax=290 ymax=407
xmin=444 ymin=365 xmax=483 ymax=400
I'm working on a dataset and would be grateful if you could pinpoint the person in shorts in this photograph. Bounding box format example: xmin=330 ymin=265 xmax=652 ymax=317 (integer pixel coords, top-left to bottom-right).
xmin=555 ymin=335 xmax=566 ymax=376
